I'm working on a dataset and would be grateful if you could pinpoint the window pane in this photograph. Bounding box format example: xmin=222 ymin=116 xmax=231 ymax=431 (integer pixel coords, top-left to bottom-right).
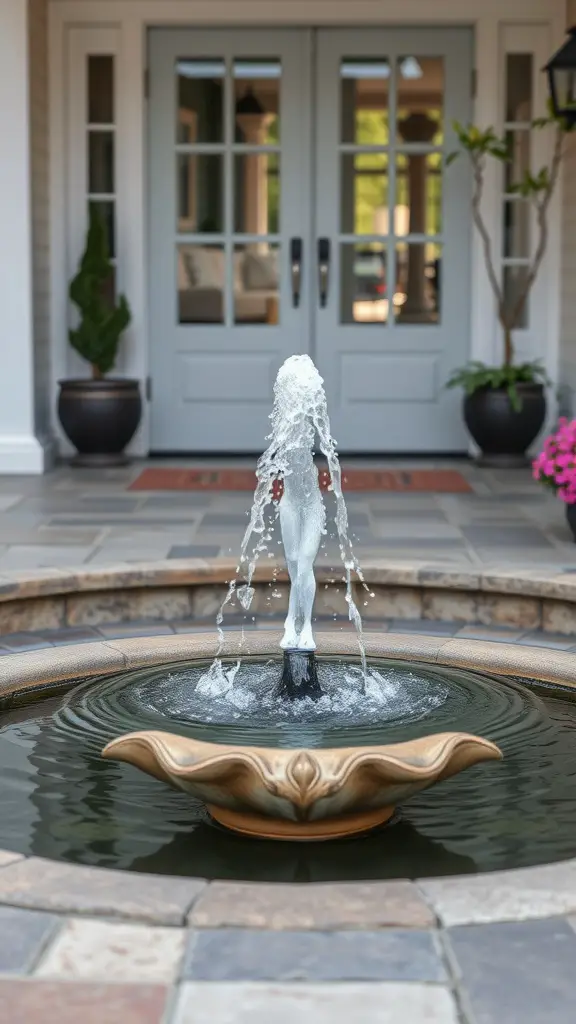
xmin=234 ymin=60 xmax=281 ymax=143
xmin=505 ymin=130 xmax=531 ymax=192
xmin=89 ymin=201 xmax=115 ymax=258
xmin=340 ymin=243 xmax=387 ymax=324
xmin=177 ymin=154 xmax=223 ymax=233
xmin=88 ymin=56 xmax=113 ymax=124
xmin=340 ymin=59 xmax=390 ymax=144
xmin=503 ymin=200 xmax=530 ymax=259
xmin=396 ymin=58 xmax=443 ymax=145
xmin=340 ymin=153 xmax=388 ymax=234
xmin=177 ymin=244 xmax=224 ymax=324
xmin=505 ymin=54 xmax=533 ymax=123
xmin=395 ymin=242 xmax=441 ymax=323
xmin=503 ymin=265 xmax=529 ymax=329
xmin=176 ymin=60 xmax=224 ymax=144
xmin=552 ymin=68 xmax=576 ymax=114
xmin=234 ymin=153 xmax=280 ymax=233
xmin=88 ymin=131 xmax=114 ymax=194
xmin=234 ymin=243 xmax=280 ymax=324
xmin=396 ymin=153 xmax=442 ymax=236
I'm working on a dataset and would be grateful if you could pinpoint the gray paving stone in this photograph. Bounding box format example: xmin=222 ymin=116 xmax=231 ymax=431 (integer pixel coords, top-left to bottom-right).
xmin=0 ymin=632 xmax=54 ymax=651
xmin=0 ymin=858 xmax=206 ymax=925
xmin=514 ymin=630 xmax=576 ymax=649
xmin=181 ymin=929 xmax=445 ymax=982
xmin=141 ymin=495 xmax=213 ymax=507
xmin=199 ymin=513 xmax=252 ymax=527
xmin=168 ymin=544 xmax=222 ymax=558
xmin=171 ymin=982 xmax=460 ymax=1024
xmin=0 ymin=906 xmax=60 ymax=973
xmin=447 ymin=918 xmax=576 ymax=1023
xmin=461 ymin=524 xmax=554 ymax=548
xmin=389 ymin=618 xmax=459 ymax=635
xmin=96 ymin=622 xmax=176 ymax=639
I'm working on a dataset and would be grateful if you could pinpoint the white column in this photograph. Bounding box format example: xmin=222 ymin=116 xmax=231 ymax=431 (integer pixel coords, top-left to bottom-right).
xmin=0 ymin=0 xmax=47 ymax=473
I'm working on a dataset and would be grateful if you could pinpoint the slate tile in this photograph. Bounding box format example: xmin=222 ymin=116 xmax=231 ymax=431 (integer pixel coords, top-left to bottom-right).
xmin=0 ymin=906 xmax=59 ymax=974
xmin=182 ymin=929 xmax=445 ymax=982
xmin=171 ymin=982 xmax=460 ymax=1024
xmin=461 ymin=525 xmax=554 ymax=548
xmin=447 ymin=918 xmax=576 ymax=1023
xmin=168 ymin=544 xmax=222 ymax=558
xmin=37 ymin=919 xmax=184 ymax=983
xmin=0 ymin=980 xmax=167 ymax=1024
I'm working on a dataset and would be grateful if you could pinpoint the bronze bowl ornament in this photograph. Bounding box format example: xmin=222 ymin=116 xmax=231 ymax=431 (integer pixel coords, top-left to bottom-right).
xmin=102 ymin=729 xmax=502 ymax=841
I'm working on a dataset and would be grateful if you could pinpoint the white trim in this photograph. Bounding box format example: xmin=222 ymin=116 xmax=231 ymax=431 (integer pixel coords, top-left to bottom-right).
xmin=0 ymin=0 xmax=52 ymax=473
xmin=48 ymin=0 xmax=567 ymax=457
xmin=0 ymin=436 xmax=55 ymax=476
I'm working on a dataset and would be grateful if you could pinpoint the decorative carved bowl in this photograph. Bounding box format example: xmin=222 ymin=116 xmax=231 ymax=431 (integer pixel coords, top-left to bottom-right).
xmin=102 ymin=730 xmax=502 ymax=841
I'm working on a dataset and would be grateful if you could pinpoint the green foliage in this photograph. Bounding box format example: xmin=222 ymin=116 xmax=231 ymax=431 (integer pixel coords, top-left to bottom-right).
xmin=68 ymin=207 xmax=131 ymax=378
xmin=446 ymin=360 xmax=550 ymax=411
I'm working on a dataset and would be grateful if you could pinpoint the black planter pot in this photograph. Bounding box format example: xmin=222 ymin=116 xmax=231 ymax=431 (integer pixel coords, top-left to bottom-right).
xmin=463 ymin=383 xmax=546 ymax=468
xmin=58 ymin=378 xmax=142 ymax=467
xmin=566 ymin=504 xmax=576 ymax=543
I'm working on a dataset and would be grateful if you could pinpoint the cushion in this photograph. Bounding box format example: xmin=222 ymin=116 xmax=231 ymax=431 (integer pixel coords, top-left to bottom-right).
xmin=242 ymin=249 xmax=279 ymax=291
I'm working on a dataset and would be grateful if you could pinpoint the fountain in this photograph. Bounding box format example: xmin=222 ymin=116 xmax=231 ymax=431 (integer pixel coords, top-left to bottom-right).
xmin=102 ymin=356 xmax=501 ymax=840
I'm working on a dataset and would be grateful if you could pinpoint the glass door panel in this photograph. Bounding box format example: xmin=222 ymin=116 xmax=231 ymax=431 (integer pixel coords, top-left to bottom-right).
xmin=315 ymin=27 xmax=473 ymax=451
xmin=148 ymin=29 xmax=311 ymax=451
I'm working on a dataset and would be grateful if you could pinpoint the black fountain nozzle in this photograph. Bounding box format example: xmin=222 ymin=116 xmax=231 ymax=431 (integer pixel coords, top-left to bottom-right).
xmin=277 ymin=649 xmax=324 ymax=702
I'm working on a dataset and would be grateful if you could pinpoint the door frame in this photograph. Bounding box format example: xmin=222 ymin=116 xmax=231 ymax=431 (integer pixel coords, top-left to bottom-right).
xmin=49 ymin=0 xmax=566 ymax=456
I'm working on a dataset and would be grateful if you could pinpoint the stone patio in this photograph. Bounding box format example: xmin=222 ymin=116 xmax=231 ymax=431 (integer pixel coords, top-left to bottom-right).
xmin=0 ymin=456 xmax=571 ymax=571
xmin=0 ymin=458 xmax=575 ymax=1022
xmin=0 ymin=857 xmax=576 ymax=1022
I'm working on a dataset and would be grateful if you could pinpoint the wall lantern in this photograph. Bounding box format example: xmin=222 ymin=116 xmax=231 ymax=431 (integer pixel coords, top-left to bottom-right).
xmin=544 ymin=27 xmax=576 ymax=125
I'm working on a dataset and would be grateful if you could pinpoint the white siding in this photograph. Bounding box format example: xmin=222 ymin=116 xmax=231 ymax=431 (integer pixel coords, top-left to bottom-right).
xmin=28 ymin=0 xmax=51 ymax=439
xmin=560 ymin=0 xmax=576 ymax=414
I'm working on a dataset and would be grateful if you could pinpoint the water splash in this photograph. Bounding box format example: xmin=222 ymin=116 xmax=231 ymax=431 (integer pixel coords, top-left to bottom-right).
xmin=210 ymin=354 xmax=368 ymax=681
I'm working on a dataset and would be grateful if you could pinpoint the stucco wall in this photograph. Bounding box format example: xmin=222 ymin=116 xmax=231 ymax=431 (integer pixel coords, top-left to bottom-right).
xmin=560 ymin=1 xmax=576 ymax=414
xmin=28 ymin=0 xmax=51 ymax=440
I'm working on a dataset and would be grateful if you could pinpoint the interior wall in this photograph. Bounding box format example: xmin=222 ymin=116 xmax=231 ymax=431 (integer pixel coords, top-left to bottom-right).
xmin=28 ymin=0 xmax=52 ymax=442
xmin=560 ymin=0 xmax=576 ymax=416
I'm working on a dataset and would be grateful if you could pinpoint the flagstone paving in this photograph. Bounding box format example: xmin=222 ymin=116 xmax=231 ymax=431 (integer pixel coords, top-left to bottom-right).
xmin=0 ymin=457 xmax=571 ymax=571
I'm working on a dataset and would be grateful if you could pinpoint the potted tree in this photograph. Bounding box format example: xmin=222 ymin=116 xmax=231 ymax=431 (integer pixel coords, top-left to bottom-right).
xmin=57 ymin=207 xmax=141 ymax=466
xmin=446 ymin=109 xmax=574 ymax=466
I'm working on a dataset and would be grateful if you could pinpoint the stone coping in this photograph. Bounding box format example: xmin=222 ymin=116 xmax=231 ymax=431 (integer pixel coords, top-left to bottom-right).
xmin=1 ymin=558 xmax=576 ymax=638
xmin=1 ymin=629 xmax=575 ymax=696
xmin=0 ymin=557 xmax=576 ymax=602
xmin=0 ymin=630 xmax=576 ymax=934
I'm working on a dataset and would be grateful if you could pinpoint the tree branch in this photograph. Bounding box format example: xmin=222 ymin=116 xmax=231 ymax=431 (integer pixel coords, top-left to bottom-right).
xmin=509 ymin=126 xmax=565 ymax=329
xmin=470 ymin=153 xmax=505 ymax=318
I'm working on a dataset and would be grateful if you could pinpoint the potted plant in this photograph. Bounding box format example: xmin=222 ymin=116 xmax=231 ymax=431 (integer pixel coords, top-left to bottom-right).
xmin=446 ymin=109 xmax=574 ymax=467
xmin=57 ymin=207 xmax=141 ymax=466
xmin=533 ymin=418 xmax=576 ymax=541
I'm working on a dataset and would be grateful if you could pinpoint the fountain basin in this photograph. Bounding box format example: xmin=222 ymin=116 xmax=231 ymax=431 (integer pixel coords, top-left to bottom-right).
xmin=102 ymin=729 xmax=500 ymax=841
xmin=1 ymin=629 xmax=576 ymax=877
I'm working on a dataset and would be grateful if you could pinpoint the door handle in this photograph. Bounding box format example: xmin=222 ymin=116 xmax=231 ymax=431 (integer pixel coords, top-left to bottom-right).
xmin=317 ymin=238 xmax=330 ymax=308
xmin=290 ymin=237 xmax=302 ymax=308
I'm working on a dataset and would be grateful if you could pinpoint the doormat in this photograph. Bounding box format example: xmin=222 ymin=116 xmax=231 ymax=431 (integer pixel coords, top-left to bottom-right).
xmin=129 ymin=467 xmax=472 ymax=494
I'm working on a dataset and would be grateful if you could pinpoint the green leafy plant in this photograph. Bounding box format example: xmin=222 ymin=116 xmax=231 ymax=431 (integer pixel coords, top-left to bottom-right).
xmin=446 ymin=104 xmax=574 ymax=402
xmin=446 ymin=360 xmax=550 ymax=412
xmin=69 ymin=206 xmax=131 ymax=379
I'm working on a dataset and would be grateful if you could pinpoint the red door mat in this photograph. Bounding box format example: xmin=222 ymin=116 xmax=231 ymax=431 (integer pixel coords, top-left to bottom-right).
xmin=129 ymin=468 xmax=472 ymax=493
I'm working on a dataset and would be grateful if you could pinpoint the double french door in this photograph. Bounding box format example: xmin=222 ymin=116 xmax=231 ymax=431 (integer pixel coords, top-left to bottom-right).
xmin=148 ymin=26 xmax=472 ymax=451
